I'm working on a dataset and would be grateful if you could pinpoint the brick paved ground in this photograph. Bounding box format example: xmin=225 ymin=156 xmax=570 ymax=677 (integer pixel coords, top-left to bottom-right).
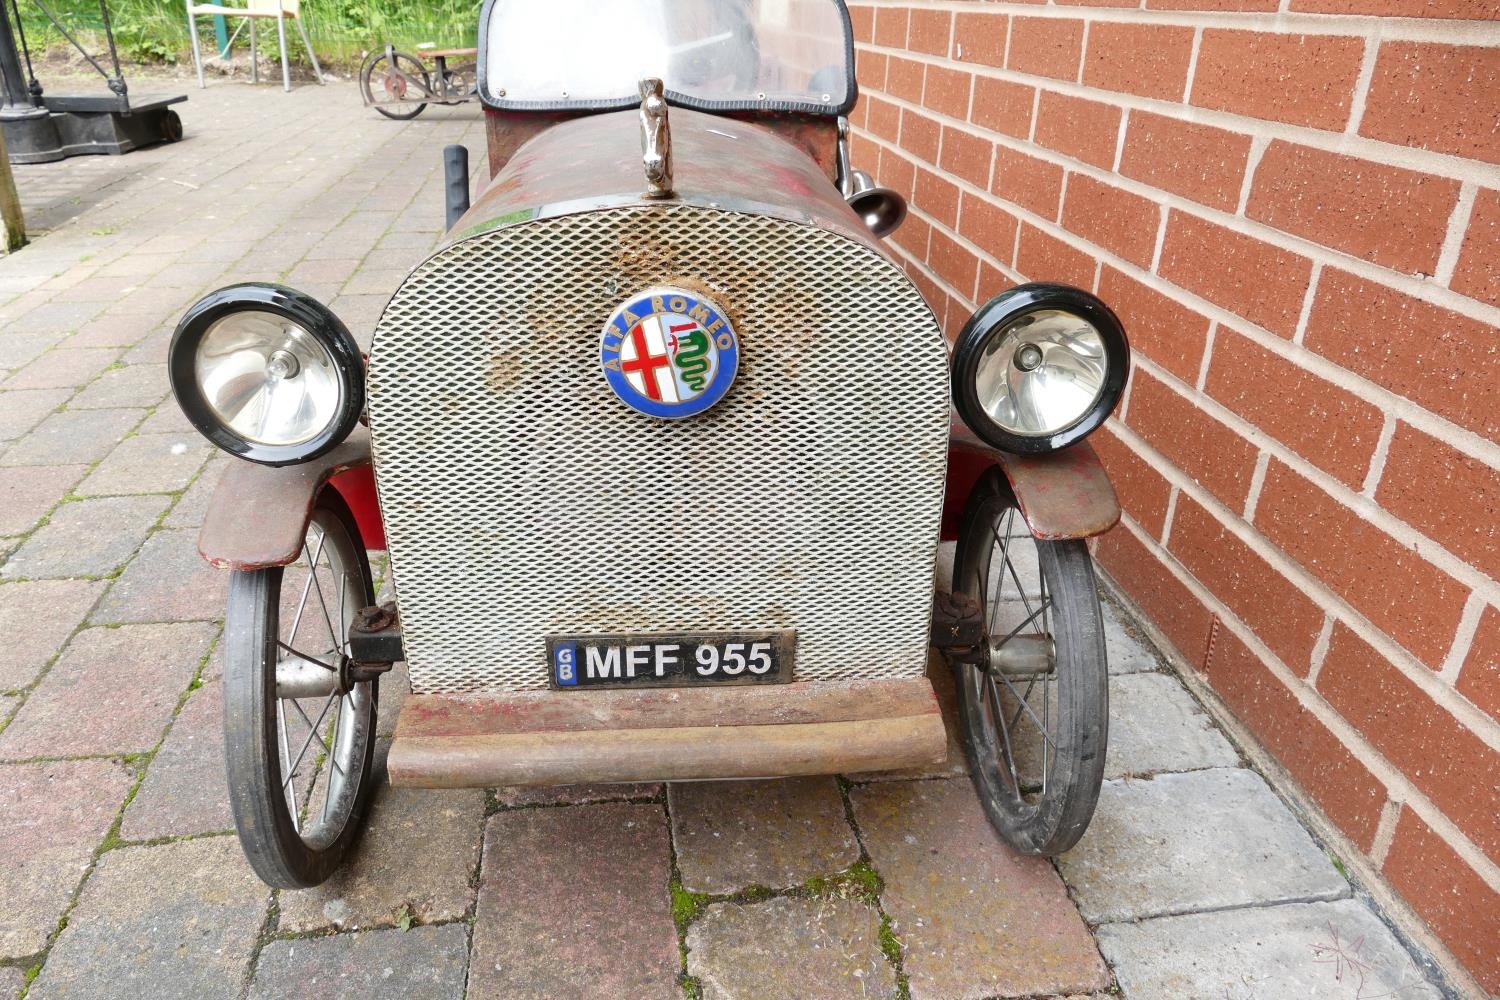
xmin=0 ymin=78 xmax=1457 ymax=999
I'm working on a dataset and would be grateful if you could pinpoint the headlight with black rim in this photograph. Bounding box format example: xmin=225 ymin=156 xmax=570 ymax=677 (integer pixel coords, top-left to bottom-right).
xmin=952 ymin=283 xmax=1130 ymax=455
xmin=169 ymin=284 xmax=365 ymax=467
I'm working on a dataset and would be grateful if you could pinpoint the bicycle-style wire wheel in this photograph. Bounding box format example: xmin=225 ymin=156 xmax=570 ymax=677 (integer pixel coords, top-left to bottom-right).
xmin=223 ymin=489 xmax=379 ymax=888
xmin=951 ymin=470 xmax=1108 ymax=855
xmin=360 ymin=49 xmax=430 ymax=120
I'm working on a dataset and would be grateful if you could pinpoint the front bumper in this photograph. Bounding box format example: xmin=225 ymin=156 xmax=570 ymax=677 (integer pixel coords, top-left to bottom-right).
xmin=386 ymin=675 xmax=946 ymax=787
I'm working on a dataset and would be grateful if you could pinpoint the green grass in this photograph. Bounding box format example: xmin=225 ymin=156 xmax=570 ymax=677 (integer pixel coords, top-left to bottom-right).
xmin=18 ymin=0 xmax=483 ymax=71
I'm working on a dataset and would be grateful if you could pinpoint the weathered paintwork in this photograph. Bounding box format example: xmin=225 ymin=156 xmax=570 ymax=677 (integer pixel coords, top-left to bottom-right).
xmin=198 ymin=426 xmax=385 ymax=571
xmin=452 ymin=105 xmax=875 ymax=253
xmin=944 ymin=421 xmax=1121 ymax=542
xmin=483 ymin=107 xmax=838 ymax=182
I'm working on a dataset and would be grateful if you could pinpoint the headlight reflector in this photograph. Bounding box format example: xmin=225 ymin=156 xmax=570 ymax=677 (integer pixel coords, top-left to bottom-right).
xmin=953 ymin=283 xmax=1129 ymax=454
xmin=170 ymin=284 xmax=364 ymax=466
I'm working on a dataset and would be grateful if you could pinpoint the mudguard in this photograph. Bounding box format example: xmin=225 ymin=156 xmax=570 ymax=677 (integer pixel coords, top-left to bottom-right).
xmin=198 ymin=426 xmax=385 ymax=571
xmin=944 ymin=422 xmax=1121 ymax=541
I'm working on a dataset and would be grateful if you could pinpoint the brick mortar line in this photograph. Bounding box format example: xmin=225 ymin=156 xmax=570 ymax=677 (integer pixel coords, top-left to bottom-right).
xmin=860 ymin=129 xmax=1500 ymax=470
xmin=1109 ymin=511 xmax=1500 ymax=895
xmin=858 ymin=41 xmax=1500 ymax=191
xmin=855 ymin=0 xmax=1500 ymax=42
xmin=1124 ymin=352 xmax=1500 ymax=607
xmin=1433 ymin=182 xmax=1478 ymax=287
xmin=858 ymin=90 xmax=1500 ymax=334
xmin=1098 ymin=556 xmax=1487 ymax=1000
xmin=1437 ymin=593 xmax=1488 ymax=684
xmin=1106 ymin=418 xmax=1500 ymax=750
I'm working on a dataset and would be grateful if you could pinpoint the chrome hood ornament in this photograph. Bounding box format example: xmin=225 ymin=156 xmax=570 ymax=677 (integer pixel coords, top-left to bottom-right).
xmin=639 ymin=77 xmax=674 ymax=199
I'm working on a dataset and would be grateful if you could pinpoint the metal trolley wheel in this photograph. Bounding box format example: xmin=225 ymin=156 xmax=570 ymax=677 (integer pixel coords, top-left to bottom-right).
xmin=359 ymin=49 xmax=430 ymax=120
xmin=951 ymin=470 xmax=1108 ymax=856
xmin=223 ymin=489 xmax=379 ymax=888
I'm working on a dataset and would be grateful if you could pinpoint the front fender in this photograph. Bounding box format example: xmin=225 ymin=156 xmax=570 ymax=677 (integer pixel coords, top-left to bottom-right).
xmin=944 ymin=424 xmax=1121 ymax=541
xmin=198 ymin=426 xmax=383 ymax=571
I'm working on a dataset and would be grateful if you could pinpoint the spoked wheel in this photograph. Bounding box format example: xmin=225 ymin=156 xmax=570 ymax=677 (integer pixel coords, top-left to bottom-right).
xmin=223 ymin=489 xmax=379 ymax=888
xmin=360 ymin=49 xmax=430 ymax=120
xmin=951 ymin=470 xmax=1108 ymax=856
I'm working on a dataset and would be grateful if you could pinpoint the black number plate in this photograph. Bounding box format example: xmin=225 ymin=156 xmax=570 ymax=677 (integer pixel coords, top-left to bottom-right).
xmin=545 ymin=630 xmax=796 ymax=689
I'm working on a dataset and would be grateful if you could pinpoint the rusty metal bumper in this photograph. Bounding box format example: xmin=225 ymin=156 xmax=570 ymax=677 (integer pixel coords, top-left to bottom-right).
xmin=385 ymin=676 xmax=947 ymax=788
xmin=198 ymin=427 xmax=373 ymax=571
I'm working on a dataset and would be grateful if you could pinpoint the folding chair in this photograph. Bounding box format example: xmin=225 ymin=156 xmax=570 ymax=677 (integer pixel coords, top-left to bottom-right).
xmin=186 ymin=0 xmax=324 ymax=92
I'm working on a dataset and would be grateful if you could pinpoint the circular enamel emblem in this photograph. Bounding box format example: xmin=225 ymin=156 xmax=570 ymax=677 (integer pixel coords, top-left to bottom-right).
xmin=600 ymin=286 xmax=739 ymax=419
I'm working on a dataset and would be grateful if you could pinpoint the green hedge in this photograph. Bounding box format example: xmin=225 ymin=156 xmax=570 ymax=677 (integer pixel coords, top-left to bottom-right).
xmin=15 ymin=0 xmax=482 ymax=67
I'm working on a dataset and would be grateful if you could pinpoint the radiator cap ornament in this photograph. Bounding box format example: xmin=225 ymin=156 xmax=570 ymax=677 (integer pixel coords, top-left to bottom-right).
xmin=600 ymin=286 xmax=739 ymax=419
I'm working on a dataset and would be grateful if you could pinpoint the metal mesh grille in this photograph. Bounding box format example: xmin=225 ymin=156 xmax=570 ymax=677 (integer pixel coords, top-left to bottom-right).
xmin=368 ymin=205 xmax=950 ymax=693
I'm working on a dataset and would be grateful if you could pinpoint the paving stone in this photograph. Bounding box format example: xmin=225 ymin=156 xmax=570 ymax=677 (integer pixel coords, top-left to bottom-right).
xmin=162 ymin=456 xmax=228 ymax=529
xmin=1105 ymin=672 xmax=1239 ymax=779
xmin=0 ymin=965 xmax=22 ymax=998
xmin=0 ymin=579 xmax=105 ymax=691
xmin=68 ymin=363 xmax=169 ymax=409
xmin=0 ymin=388 xmax=69 ymax=442
xmin=1102 ymin=595 xmax=1163 ymax=675
xmin=119 ymin=677 xmax=231 ymax=840
xmin=0 ymin=465 xmax=85 ymax=537
xmin=492 ymin=781 xmax=660 ymax=808
xmin=851 ymin=779 xmax=1109 ymax=999
xmin=65 ymin=312 xmax=161 ymax=349
xmin=1058 ymin=767 xmax=1349 ymax=923
xmin=1 ymin=349 xmax=120 ymax=391
xmin=249 ymin=924 xmax=469 ymax=1000
xmin=687 ymin=897 xmax=896 ymax=1000
xmin=279 ymin=786 xmax=485 ymax=933
xmin=4 ymin=301 xmax=105 ymax=336
xmin=0 ymin=759 xmax=135 ymax=959
xmin=0 ymin=623 xmax=215 ymax=759
xmin=27 ymin=837 xmax=267 ymax=1000
xmin=0 ymin=408 xmax=145 ymax=467
xmin=670 ymin=777 xmax=859 ymax=894
xmin=89 ymin=528 xmax=226 ymax=624
xmin=0 ymin=331 xmax=62 ymax=373
xmin=77 ymin=433 xmax=211 ymax=496
xmin=0 ymin=495 xmax=167 ymax=580
xmin=1097 ymin=898 xmax=1444 ymax=999
xmin=470 ymin=802 xmax=678 ymax=1000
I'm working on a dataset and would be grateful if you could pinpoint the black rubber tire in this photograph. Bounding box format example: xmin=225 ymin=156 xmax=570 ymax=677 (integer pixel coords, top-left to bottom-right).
xmin=360 ymin=50 xmax=429 ymax=120
xmin=223 ymin=489 xmax=378 ymax=888
xmin=951 ymin=469 xmax=1108 ymax=855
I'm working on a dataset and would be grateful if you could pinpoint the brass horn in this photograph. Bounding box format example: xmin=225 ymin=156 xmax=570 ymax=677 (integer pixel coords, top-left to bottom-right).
xmin=845 ymin=169 xmax=908 ymax=239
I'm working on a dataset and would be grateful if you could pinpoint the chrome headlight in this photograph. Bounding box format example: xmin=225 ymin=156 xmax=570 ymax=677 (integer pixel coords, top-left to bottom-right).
xmin=169 ymin=284 xmax=364 ymax=466
xmin=952 ymin=283 xmax=1129 ymax=454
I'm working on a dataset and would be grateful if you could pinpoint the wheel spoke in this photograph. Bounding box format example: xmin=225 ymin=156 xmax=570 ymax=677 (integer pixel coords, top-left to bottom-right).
xmin=304 ymin=540 xmax=340 ymax=657
xmin=283 ymin=692 xmax=337 ymax=791
xmin=992 ymin=665 xmax=1057 ymax=754
xmin=275 ymin=640 xmax=338 ymax=674
xmin=277 ymin=699 xmax=297 ymax=833
xmin=984 ymin=672 xmax=1022 ymax=793
xmin=287 ymin=527 xmax=328 ymax=646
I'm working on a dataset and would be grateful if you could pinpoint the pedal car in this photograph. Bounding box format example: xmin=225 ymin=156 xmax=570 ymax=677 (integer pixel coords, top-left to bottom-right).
xmin=169 ymin=0 xmax=1131 ymax=887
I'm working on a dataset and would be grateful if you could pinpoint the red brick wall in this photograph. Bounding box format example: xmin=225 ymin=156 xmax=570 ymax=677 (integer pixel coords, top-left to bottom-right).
xmin=845 ymin=1 xmax=1500 ymax=990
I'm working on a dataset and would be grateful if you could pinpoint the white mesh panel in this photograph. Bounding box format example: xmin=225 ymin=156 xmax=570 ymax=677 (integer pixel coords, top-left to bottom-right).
xmin=368 ymin=205 xmax=950 ymax=693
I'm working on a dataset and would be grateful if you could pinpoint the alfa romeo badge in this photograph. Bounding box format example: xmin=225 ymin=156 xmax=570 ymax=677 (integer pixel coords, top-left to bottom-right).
xmin=600 ymin=285 xmax=739 ymax=419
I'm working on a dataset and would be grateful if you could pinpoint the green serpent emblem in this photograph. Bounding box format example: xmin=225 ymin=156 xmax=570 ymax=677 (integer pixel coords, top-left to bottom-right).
xmin=671 ymin=328 xmax=712 ymax=392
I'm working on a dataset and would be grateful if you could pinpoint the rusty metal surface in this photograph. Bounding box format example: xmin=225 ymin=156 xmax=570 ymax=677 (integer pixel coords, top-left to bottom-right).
xmin=949 ymin=422 xmax=1120 ymax=541
xmin=457 ymin=106 xmax=872 ymax=251
xmin=197 ymin=427 xmax=373 ymax=571
xmin=482 ymin=107 xmax=838 ymax=182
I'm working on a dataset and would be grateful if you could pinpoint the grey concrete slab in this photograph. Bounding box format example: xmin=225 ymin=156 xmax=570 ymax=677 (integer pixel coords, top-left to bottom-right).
xmin=0 ymin=966 xmax=23 ymax=999
xmin=27 ymin=837 xmax=267 ymax=1000
xmin=1105 ymin=672 xmax=1240 ymax=778
xmin=249 ymin=924 xmax=470 ymax=1000
xmin=1102 ymin=595 xmax=1162 ymax=675
xmin=669 ymin=777 xmax=860 ymax=894
xmin=279 ymin=785 xmax=485 ymax=933
xmin=1059 ymin=768 xmax=1349 ymax=923
xmin=0 ymin=495 xmax=167 ymax=581
xmin=1098 ymin=898 xmax=1444 ymax=999
xmin=687 ymin=897 xmax=896 ymax=1000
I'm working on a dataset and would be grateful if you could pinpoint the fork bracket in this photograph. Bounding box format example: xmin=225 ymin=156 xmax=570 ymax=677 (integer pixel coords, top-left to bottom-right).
xmin=932 ymin=591 xmax=986 ymax=664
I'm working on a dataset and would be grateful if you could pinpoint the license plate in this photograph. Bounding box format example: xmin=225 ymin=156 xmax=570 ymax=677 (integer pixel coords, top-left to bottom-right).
xmin=546 ymin=630 xmax=796 ymax=689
